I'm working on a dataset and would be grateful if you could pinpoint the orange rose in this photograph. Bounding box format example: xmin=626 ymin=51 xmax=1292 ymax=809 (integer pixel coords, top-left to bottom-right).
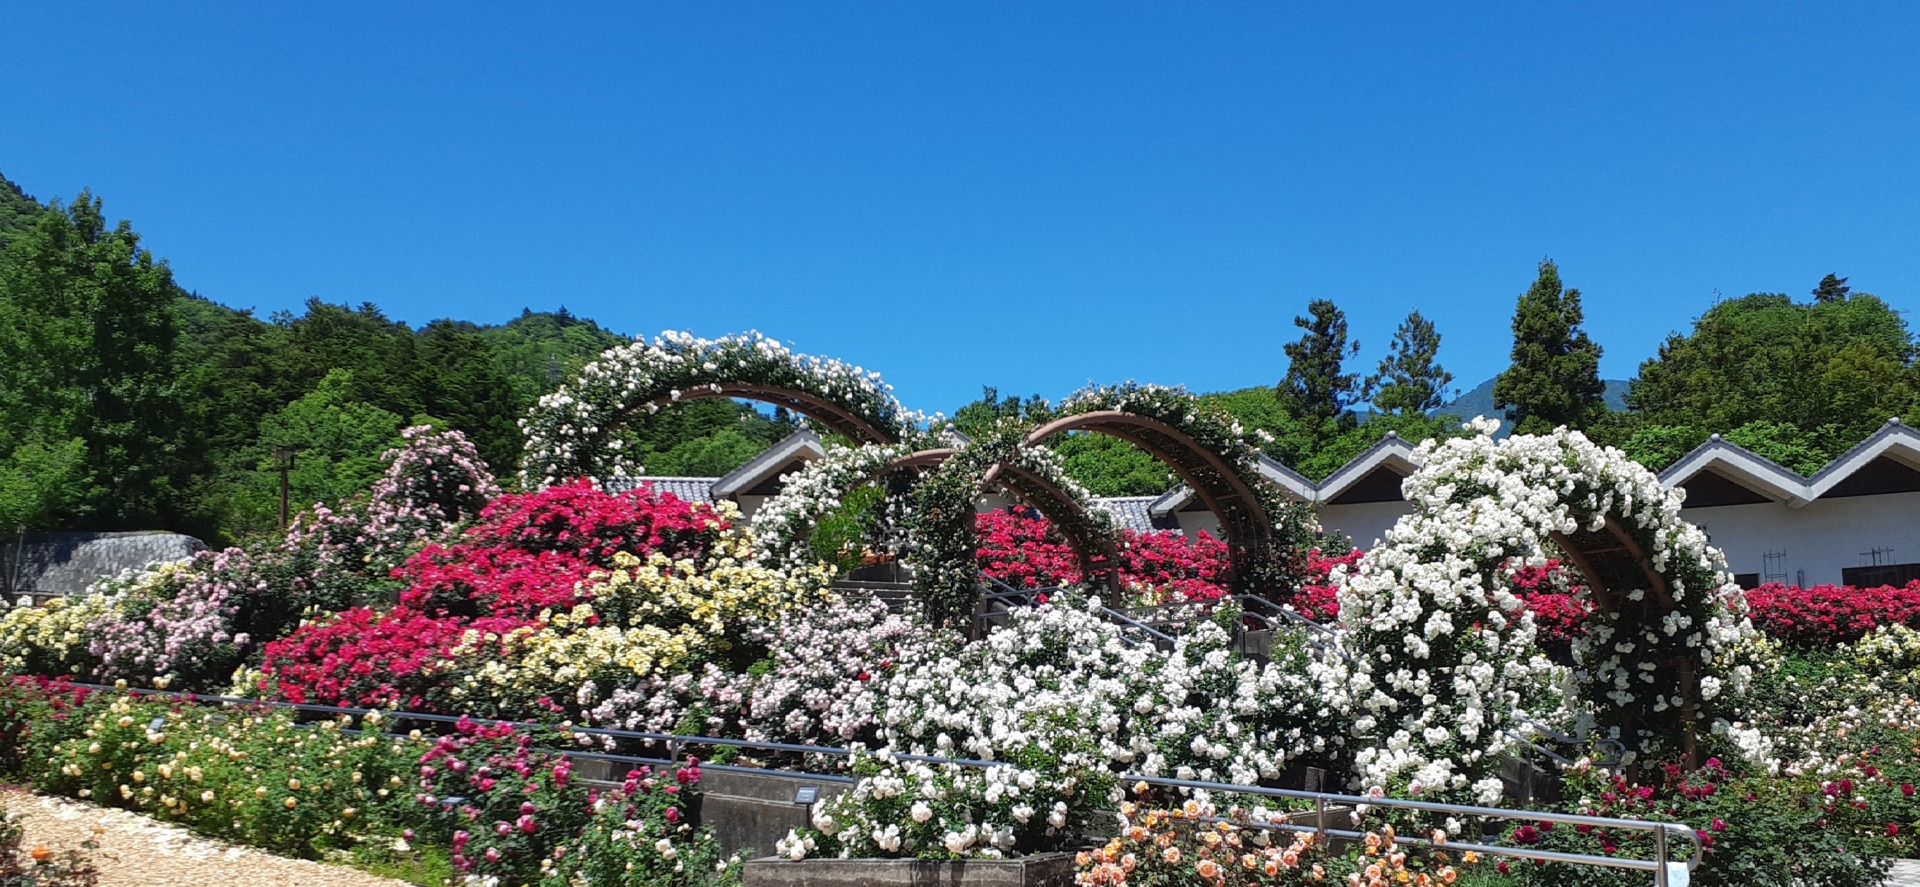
xmin=29 ymin=846 xmax=50 ymax=862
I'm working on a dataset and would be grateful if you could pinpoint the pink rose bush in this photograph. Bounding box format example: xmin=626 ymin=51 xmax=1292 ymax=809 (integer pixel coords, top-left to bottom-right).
xmin=1743 ymin=580 xmax=1920 ymax=647
xmin=974 ymin=509 xmax=1232 ymax=603
xmin=253 ymin=480 xmax=749 ymax=711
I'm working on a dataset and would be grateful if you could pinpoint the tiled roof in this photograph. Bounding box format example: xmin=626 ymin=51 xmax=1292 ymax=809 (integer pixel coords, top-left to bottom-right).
xmin=603 ymin=476 xmax=717 ymax=503
xmin=1094 ymin=496 xmax=1180 ymax=533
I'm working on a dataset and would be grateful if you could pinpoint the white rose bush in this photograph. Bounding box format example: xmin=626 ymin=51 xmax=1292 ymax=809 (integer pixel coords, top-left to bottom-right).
xmin=1332 ymin=420 xmax=1760 ymax=802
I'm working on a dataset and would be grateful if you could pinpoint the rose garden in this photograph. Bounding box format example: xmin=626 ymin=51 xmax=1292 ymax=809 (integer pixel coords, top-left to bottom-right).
xmin=1 ymin=331 xmax=1917 ymax=887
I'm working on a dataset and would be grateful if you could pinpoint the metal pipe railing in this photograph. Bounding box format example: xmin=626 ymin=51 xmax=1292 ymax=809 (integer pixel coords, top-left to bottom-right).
xmin=63 ymin=681 xmax=1701 ymax=882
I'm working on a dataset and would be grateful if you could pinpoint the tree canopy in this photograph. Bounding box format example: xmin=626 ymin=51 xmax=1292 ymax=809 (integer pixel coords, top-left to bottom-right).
xmin=1276 ymin=299 xmax=1361 ymax=432
xmin=1622 ymin=285 xmax=1918 ymax=470
xmin=1493 ymin=260 xmax=1606 ymax=434
xmin=1365 ymin=310 xmax=1453 ymax=417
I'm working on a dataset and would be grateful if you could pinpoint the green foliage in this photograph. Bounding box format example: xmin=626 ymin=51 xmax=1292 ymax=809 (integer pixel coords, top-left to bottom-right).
xmin=476 ymin=307 xmax=626 ymax=407
xmin=1812 ymin=273 xmax=1851 ymax=304
xmin=251 ymin=369 xmax=408 ymax=513
xmin=0 ymin=174 xmax=50 ymax=252
xmin=618 ymin=399 xmax=797 ymax=477
xmin=1052 ymin=434 xmax=1175 ymax=496
xmin=1276 ymin=298 xmax=1361 ymax=431
xmin=1366 ymin=310 xmax=1454 ymax=416
xmin=1291 ymin=412 xmax=1466 ymax=482
xmin=1619 ymin=420 xmax=1840 ymax=475
xmin=0 ymin=191 xmax=192 ymax=530
xmin=808 ymin=483 xmax=887 ymax=575
xmin=1494 ymin=260 xmax=1606 ymax=434
xmin=948 ymin=386 xmax=1053 ymax=439
xmin=0 ymin=438 xmax=86 ymax=532
xmin=1627 ymin=289 xmax=1918 ymax=465
xmin=414 ymin=319 xmax=524 ymax=470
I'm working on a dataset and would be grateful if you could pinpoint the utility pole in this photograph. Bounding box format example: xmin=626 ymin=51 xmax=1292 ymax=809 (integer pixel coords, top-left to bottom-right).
xmin=272 ymin=446 xmax=299 ymax=529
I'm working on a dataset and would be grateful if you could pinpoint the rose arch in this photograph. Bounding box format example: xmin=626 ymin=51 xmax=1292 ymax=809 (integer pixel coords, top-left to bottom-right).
xmin=1026 ymin=384 xmax=1316 ymax=598
xmin=1333 ymin=421 xmax=1759 ymax=802
xmin=910 ymin=420 xmax=1124 ymax=627
xmin=520 ymin=331 xmax=915 ymax=488
xmin=747 ymin=442 xmax=949 ymax=575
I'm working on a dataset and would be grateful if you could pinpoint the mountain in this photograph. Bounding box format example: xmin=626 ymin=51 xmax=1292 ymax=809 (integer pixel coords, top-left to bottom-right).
xmin=1436 ymin=376 xmax=1630 ymax=424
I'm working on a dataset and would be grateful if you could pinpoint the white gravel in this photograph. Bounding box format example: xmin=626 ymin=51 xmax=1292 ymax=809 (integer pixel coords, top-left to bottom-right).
xmin=3 ymin=787 xmax=416 ymax=887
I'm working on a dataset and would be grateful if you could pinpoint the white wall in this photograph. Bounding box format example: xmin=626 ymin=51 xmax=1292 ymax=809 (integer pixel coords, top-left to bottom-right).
xmin=1319 ymin=501 xmax=1414 ymax=551
xmin=1683 ymin=491 xmax=1920 ymax=586
xmin=1175 ymin=510 xmax=1221 ymax=539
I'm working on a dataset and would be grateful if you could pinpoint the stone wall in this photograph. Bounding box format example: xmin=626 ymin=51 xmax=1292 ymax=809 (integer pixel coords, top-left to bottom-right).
xmin=0 ymin=531 xmax=207 ymax=597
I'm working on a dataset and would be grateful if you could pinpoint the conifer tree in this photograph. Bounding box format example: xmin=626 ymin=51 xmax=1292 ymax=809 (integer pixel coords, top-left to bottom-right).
xmin=1812 ymin=273 xmax=1851 ymax=304
xmin=1365 ymin=310 xmax=1454 ymax=416
xmin=1493 ymin=260 xmax=1605 ymax=434
xmin=1277 ymin=299 xmax=1361 ymax=431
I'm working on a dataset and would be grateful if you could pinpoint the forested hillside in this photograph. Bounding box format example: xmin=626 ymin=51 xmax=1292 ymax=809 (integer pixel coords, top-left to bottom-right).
xmin=0 ymin=180 xmax=789 ymax=543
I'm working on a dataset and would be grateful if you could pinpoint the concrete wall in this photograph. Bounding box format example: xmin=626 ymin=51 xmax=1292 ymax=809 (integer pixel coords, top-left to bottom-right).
xmin=1683 ymin=490 xmax=1920 ymax=587
xmin=1319 ymin=501 xmax=1412 ymax=551
xmin=1 ymin=532 xmax=206 ymax=597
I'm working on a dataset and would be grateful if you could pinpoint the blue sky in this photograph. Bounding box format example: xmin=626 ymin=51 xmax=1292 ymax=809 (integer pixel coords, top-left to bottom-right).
xmin=3 ymin=3 xmax=1916 ymax=415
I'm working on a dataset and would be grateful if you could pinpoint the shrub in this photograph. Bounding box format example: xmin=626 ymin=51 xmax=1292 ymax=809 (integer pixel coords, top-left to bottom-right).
xmin=1744 ymin=581 xmax=1920 ymax=647
xmin=23 ymin=694 xmax=417 ymax=859
xmin=539 ymin=764 xmax=744 ymax=887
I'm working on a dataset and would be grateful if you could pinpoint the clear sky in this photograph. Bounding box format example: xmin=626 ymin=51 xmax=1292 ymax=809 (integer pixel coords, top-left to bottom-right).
xmin=3 ymin=3 xmax=1916 ymax=415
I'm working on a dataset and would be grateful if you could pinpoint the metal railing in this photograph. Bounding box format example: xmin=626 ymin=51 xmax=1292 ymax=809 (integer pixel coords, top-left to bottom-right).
xmin=63 ymin=681 xmax=1701 ymax=885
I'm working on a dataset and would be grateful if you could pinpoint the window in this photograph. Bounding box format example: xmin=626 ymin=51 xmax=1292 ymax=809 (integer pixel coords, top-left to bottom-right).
xmin=1841 ymin=562 xmax=1920 ymax=587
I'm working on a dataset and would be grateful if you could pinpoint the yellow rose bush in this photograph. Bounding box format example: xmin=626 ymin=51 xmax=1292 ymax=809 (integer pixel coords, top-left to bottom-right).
xmin=441 ymin=533 xmax=834 ymax=719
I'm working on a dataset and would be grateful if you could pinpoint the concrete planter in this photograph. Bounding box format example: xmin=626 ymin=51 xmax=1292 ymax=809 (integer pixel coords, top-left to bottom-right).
xmin=743 ymin=852 xmax=1078 ymax=887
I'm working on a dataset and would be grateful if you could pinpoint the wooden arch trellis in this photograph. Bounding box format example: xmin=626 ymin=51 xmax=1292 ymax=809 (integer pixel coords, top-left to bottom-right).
xmin=1548 ymin=517 xmax=1705 ymax=765
xmin=1021 ymin=385 xmax=1312 ymax=599
xmin=518 ymin=332 xmax=914 ymax=488
xmin=747 ymin=442 xmax=1121 ymax=614
xmin=1025 ymin=410 xmax=1271 ymax=588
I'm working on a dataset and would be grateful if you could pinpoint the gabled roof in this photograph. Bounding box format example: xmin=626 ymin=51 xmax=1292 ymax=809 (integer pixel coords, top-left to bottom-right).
xmin=1658 ymin=435 xmax=1809 ymax=507
xmin=615 ymin=418 xmax=1920 ymax=521
xmin=1805 ymin=418 xmax=1920 ymax=500
xmin=1314 ymin=432 xmax=1423 ymax=505
xmin=711 ymin=429 xmax=827 ymax=499
xmin=1147 ymin=454 xmax=1316 ymax=518
xmin=1658 ymin=419 xmax=1920 ymax=509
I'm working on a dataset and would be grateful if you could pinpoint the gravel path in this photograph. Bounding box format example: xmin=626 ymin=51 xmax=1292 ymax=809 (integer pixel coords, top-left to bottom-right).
xmin=2 ymin=787 xmax=415 ymax=887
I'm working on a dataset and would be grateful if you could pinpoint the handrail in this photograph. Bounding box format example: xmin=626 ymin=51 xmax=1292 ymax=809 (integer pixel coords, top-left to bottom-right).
xmin=1126 ymin=774 xmax=1702 ymax=887
xmin=63 ymin=682 xmax=1701 ymax=884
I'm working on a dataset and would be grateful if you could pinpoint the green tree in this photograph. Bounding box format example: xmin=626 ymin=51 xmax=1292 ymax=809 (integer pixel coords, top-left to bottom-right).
xmin=416 ymin=319 xmax=524 ymax=470
xmin=949 ymin=386 xmax=1053 ymax=438
xmin=244 ymin=369 xmax=407 ymax=523
xmin=478 ymin=308 xmax=628 ymax=405
xmin=0 ymin=173 xmax=50 ymax=251
xmin=1276 ymin=299 xmax=1362 ymax=432
xmin=1628 ymin=290 xmax=1916 ymax=458
xmin=0 ymin=437 xmax=86 ymax=532
xmin=0 ymin=191 xmax=190 ymax=529
xmin=1812 ymin=273 xmax=1851 ymax=304
xmin=1364 ymin=310 xmax=1454 ymax=416
xmin=1493 ymin=260 xmax=1606 ymax=434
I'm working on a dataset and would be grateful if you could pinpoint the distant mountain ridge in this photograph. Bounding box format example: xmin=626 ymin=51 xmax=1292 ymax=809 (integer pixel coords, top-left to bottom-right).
xmin=1436 ymin=376 xmax=1630 ymax=425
